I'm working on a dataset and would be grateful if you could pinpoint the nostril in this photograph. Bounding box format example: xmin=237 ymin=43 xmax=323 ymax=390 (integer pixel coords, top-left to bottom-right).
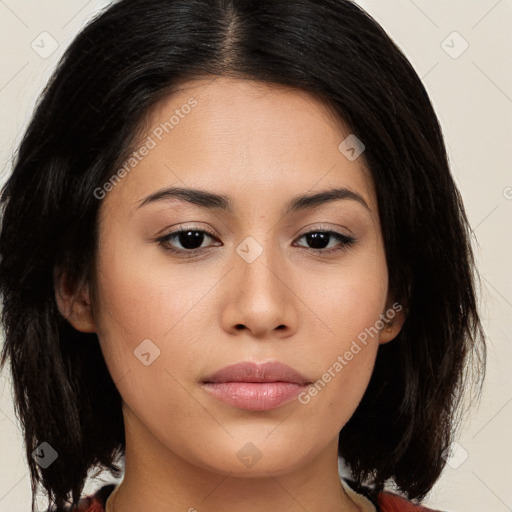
xmin=235 ymin=324 xmax=246 ymax=330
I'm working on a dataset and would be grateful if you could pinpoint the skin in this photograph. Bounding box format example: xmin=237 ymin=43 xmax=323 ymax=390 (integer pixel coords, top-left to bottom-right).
xmin=56 ymin=76 xmax=405 ymax=512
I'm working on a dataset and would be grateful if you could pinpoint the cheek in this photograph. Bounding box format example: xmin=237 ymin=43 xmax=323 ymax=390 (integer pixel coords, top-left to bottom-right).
xmin=93 ymin=237 xmax=193 ymax=372
xmin=294 ymin=256 xmax=387 ymax=416
xmin=93 ymin=235 xmax=232 ymax=396
xmin=302 ymin=251 xmax=388 ymax=346
xmin=295 ymin=284 xmax=381 ymax=437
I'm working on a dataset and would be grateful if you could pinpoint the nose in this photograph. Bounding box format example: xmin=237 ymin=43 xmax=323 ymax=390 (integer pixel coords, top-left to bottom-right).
xmin=220 ymin=239 xmax=299 ymax=340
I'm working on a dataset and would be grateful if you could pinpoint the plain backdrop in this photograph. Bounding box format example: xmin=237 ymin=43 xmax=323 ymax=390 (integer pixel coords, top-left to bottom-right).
xmin=0 ymin=1 xmax=511 ymax=511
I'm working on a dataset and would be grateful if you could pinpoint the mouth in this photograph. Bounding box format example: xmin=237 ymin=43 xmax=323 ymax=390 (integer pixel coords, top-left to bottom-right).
xmin=201 ymin=361 xmax=311 ymax=411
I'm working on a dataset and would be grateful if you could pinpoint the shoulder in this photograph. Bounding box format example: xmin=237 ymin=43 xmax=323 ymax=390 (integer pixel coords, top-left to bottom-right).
xmin=66 ymin=497 xmax=104 ymax=512
xmin=46 ymin=484 xmax=116 ymax=512
xmin=341 ymin=478 xmax=445 ymax=512
xmin=378 ymin=491 xmax=445 ymax=512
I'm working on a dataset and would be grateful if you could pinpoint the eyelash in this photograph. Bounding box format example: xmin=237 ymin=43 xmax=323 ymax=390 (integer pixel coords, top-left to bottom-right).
xmin=156 ymin=225 xmax=356 ymax=257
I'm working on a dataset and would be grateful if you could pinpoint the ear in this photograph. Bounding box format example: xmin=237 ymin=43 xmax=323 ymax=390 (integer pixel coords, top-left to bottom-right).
xmin=54 ymin=267 xmax=97 ymax=333
xmin=378 ymin=300 xmax=406 ymax=345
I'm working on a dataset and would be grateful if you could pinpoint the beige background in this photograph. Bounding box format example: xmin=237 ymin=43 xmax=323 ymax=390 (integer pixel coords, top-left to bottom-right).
xmin=0 ymin=1 xmax=511 ymax=510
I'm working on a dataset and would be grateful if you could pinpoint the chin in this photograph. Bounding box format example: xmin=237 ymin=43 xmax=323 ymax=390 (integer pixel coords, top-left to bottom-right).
xmin=187 ymin=435 xmax=320 ymax=478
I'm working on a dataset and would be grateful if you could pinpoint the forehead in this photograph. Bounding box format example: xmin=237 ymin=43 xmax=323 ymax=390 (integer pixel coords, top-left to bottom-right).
xmin=99 ymin=76 xmax=376 ymax=219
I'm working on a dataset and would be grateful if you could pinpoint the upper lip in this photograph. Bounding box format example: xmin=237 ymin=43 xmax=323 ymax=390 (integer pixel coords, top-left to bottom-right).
xmin=203 ymin=361 xmax=310 ymax=385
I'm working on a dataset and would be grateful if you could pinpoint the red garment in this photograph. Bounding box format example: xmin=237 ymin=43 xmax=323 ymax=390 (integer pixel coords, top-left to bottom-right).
xmin=62 ymin=485 xmax=443 ymax=512
xmin=378 ymin=491 xmax=442 ymax=511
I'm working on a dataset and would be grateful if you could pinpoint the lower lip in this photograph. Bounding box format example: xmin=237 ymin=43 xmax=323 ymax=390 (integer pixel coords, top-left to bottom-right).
xmin=202 ymin=382 xmax=307 ymax=411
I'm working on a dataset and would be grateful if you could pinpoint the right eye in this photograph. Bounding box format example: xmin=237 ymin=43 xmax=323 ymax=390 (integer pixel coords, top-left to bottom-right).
xmin=156 ymin=226 xmax=221 ymax=255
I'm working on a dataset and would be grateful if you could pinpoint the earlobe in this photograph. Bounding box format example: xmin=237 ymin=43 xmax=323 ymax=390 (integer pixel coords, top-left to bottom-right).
xmin=378 ymin=306 xmax=406 ymax=345
xmin=54 ymin=267 xmax=97 ymax=333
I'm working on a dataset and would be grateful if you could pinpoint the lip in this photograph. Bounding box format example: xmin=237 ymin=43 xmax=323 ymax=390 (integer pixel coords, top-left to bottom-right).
xmin=201 ymin=361 xmax=311 ymax=411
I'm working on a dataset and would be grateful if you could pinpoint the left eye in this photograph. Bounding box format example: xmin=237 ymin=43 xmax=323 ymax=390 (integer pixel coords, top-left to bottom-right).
xmin=157 ymin=228 xmax=356 ymax=255
xmin=294 ymin=230 xmax=356 ymax=252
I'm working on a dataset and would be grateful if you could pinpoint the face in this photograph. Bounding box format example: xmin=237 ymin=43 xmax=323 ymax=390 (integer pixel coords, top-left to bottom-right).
xmin=66 ymin=76 xmax=402 ymax=477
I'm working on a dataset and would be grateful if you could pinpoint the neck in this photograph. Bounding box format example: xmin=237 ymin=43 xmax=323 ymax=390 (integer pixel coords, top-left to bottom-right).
xmin=107 ymin=421 xmax=362 ymax=512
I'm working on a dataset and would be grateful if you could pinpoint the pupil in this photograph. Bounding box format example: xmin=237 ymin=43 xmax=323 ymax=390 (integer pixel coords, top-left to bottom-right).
xmin=179 ymin=231 xmax=204 ymax=249
xmin=307 ymin=232 xmax=329 ymax=249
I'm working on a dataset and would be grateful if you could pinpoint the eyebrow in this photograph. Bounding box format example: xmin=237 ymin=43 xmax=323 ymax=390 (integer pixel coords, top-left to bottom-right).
xmin=137 ymin=186 xmax=371 ymax=215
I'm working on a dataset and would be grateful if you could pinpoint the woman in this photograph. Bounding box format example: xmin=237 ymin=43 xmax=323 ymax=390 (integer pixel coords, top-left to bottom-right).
xmin=0 ymin=1 xmax=485 ymax=511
